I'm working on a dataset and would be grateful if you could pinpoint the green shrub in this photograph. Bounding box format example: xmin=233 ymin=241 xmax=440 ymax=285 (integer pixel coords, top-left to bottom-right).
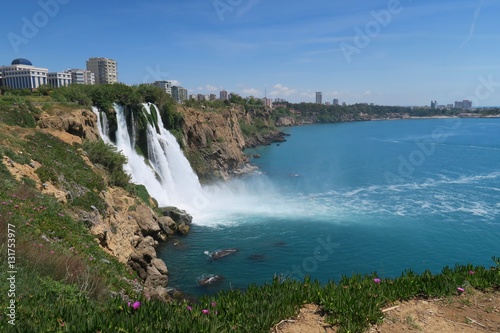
xmin=126 ymin=183 xmax=153 ymax=207
xmin=83 ymin=139 xmax=131 ymax=188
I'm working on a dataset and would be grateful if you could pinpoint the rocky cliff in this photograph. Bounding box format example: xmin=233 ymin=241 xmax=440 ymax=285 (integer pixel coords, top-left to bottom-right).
xmin=179 ymin=104 xmax=286 ymax=181
xmin=2 ymin=106 xmax=191 ymax=301
xmin=179 ymin=106 xmax=247 ymax=181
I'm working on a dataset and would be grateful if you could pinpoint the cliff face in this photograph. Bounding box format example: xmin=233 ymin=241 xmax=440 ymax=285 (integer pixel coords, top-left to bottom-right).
xmin=179 ymin=106 xmax=247 ymax=181
xmin=179 ymin=105 xmax=286 ymax=181
xmin=37 ymin=108 xmax=100 ymax=142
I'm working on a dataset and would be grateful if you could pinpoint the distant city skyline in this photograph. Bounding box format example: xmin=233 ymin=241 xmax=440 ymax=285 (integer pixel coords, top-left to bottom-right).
xmin=2 ymin=0 xmax=500 ymax=106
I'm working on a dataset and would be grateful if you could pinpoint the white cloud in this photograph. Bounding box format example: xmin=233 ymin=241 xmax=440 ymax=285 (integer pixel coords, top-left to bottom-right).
xmin=270 ymin=84 xmax=297 ymax=97
xmin=169 ymin=80 xmax=182 ymax=86
xmin=242 ymin=88 xmax=260 ymax=95
xmin=197 ymin=84 xmax=219 ymax=92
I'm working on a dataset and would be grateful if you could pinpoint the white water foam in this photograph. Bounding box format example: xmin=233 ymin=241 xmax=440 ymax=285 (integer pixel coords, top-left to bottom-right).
xmin=92 ymin=106 xmax=110 ymax=144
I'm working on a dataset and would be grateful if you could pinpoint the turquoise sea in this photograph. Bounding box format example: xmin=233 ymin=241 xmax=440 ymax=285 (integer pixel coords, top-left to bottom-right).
xmin=158 ymin=118 xmax=500 ymax=297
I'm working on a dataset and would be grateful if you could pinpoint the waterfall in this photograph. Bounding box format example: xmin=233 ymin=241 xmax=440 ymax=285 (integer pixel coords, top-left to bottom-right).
xmin=143 ymin=104 xmax=203 ymax=203
xmin=92 ymin=106 xmax=110 ymax=144
xmin=92 ymin=103 xmax=205 ymax=210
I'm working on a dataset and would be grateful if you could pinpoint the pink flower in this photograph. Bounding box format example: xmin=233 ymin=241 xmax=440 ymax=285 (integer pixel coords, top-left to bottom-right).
xmin=211 ymin=301 xmax=216 ymax=307
xmin=457 ymin=287 xmax=465 ymax=293
xmin=127 ymin=301 xmax=131 ymax=307
xmin=186 ymin=306 xmax=192 ymax=311
xmin=468 ymin=270 xmax=475 ymax=275
xmin=373 ymin=278 xmax=381 ymax=284
xmin=50 ymin=250 xmax=55 ymax=254
xmin=202 ymin=309 xmax=209 ymax=315
xmin=89 ymin=257 xmax=93 ymax=261
xmin=132 ymin=301 xmax=141 ymax=310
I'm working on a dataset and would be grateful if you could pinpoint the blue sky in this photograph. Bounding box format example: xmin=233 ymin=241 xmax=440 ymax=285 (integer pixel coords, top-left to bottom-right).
xmin=1 ymin=0 xmax=499 ymax=106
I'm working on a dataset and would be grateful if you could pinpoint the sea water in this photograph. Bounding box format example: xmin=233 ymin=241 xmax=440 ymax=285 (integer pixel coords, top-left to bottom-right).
xmin=158 ymin=118 xmax=500 ymax=297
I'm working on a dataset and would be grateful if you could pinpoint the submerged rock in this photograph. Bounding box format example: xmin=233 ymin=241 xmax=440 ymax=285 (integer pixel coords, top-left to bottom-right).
xmin=248 ymin=254 xmax=266 ymax=261
xmin=204 ymin=248 xmax=238 ymax=260
xmin=197 ymin=274 xmax=224 ymax=286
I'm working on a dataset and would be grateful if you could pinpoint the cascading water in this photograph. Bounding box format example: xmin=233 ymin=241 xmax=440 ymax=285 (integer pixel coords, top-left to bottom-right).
xmin=92 ymin=103 xmax=205 ymax=210
xmin=92 ymin=106 xmax=110 ymax=144
xmin=142 ymin=104 xmax=204 ymax=204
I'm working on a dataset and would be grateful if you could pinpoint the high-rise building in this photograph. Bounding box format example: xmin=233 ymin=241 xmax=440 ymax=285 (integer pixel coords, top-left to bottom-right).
xmin=262 ymin=97 xmax=273 ymax=108
xmin=431 ymin=100 xmax=437 ymax=109
xmin=333 ymin=98 xmax=339 ymax=106
xmin=0 ymin=58 xmax=48 ymax=90
xmin=171 ymin=86 xmax=188 ymax=103
xmin=65 ymin=69 xmax=95 ymax=85
xmin=316 ymin=92 xmax=322 ymax=104
xmin=86 ymin=57 xmax=118 ymax=85
xmin=47 ymin=72 xmax=72 ymax=88
xmin=454 ymin=100 xmax=472 ymax=109
xmin=220 ymin=90 xmax=229 ymax=100
xmin=153 ymin=81 xmax=172 ymax=95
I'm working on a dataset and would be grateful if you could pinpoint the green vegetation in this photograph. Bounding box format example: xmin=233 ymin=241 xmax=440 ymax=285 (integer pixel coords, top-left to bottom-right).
xmin=0 ymin=250 xmax=498 ymax=333
xmin=83 ymin=140 xmax=131 ymax=188
xmin=0 ymin=100 xmax=39 ymax=128
xmin=287 ymin=102 xmax=500 ymax=123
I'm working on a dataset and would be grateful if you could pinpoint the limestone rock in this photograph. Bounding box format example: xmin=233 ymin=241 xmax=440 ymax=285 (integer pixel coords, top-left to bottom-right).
xmin=135 ymin=236 xmax=157 ymax=262
xmin=177 ymin=224 xmax=190 ymax=235
xmin=151 ymin=258 xmax=168 ymax=275
xmin=160 ymin=206 xmax=193 ymax=225
xmin=37 ymin=109 xmax=100 ymax=142
xmin=129 ymin=205 xmax=161 ymax=236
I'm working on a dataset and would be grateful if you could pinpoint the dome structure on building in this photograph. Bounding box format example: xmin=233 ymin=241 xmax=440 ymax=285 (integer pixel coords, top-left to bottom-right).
xmin=11 ymin=58 xmax=33 ymax=66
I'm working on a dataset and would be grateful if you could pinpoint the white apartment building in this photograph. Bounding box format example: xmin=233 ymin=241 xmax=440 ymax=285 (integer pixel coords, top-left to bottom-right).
xmin=171 ymin=86 xmax=188 ymax=103
xmin=153 ymin=81 xmax=172 ymax=95
xmin=65 ymin=68 xmax=95 ymax=85
xmin=0 ymin=58 xmax=48 ymax=90
xmin=48 ymin=72 xmax=72 ymax=88
xmin=86 ymin=57 xmax=118 ymax=85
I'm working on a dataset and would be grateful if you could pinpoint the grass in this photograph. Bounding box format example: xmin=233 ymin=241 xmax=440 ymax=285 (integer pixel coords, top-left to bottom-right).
xmin=405 ymin=315 xmax=421 ymax=330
